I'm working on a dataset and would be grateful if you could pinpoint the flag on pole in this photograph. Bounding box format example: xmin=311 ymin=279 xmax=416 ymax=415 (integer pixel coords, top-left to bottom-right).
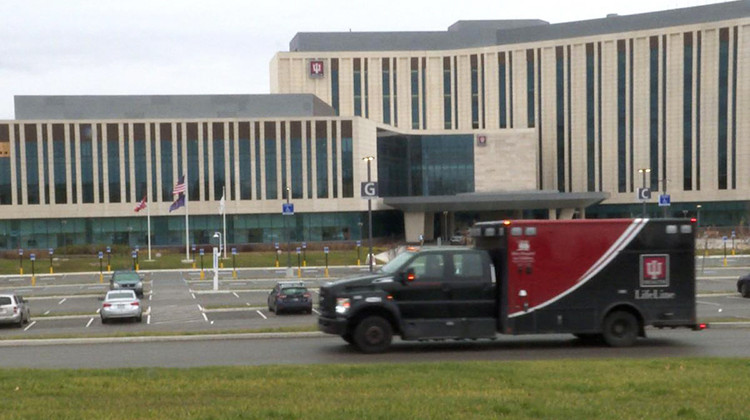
xmin=169 ymin=193 xmax=185 ymax=212
xmin=134 ymin=195 xmax=147 ymax=212
xmin=219 ymin=192 xmax=225 ymax=215
xmin=172 ymin=175 xmax=186 ymax=195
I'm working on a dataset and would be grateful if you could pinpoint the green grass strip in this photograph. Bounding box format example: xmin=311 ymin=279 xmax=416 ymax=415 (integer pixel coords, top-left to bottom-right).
xmin=0 ymin=358 xmax=748 ymax=419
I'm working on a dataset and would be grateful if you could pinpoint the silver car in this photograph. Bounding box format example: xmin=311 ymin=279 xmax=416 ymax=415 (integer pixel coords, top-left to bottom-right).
xmin=0 ymin=294 xmax=31 ymax=327
xmin=100 ymin=290 xmax=142 ymax=324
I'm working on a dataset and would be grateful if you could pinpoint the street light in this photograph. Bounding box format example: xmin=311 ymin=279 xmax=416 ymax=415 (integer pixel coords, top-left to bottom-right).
xmin=285 ymin=187 xmax=291 ymax=271
xmin=363 ymin=156 xmax=375 ymax=272
xmin=638 ymin=168 xmax=651 ymax=218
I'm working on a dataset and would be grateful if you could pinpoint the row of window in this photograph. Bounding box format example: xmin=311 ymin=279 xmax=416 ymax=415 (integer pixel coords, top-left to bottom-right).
xmin=0 ymin=120 xmax=355 ymax=206
xmin=0 ymin=211 xmax=404 ymax=250
xmin=328 ymin=26 xmax=742 ymax=195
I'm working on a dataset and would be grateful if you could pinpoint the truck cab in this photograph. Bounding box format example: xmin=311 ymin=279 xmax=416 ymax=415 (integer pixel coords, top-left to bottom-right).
xmin=318 ymin=247 xmax=496 ymax=353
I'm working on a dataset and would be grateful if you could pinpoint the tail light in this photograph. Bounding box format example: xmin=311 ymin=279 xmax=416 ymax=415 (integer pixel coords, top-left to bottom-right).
xmin=131 ymin=302 xmax=140 ymax=306
xmin=13 ymin=306 xmax=18 ymax=314
xmin=303 ymin=293 xmax=311 ymax=298
xmin=102 ymin=303 xmax=111 ymax=308
xmin=278 ymin=294 xmax=287 ymax=299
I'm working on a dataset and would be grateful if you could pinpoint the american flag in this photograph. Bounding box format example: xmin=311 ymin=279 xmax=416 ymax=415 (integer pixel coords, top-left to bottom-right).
xmin=172 ymin=175 xmax=186 ymax=195
xmin=134 ymin=195 xmax=147 ymax=212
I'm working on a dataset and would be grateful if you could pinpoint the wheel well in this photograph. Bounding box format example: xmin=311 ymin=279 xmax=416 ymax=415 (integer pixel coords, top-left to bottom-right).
xmin=348 ymin=307 xmax=400 ymax=336
xmin=603 ymin=304 xmax=645 ymax=337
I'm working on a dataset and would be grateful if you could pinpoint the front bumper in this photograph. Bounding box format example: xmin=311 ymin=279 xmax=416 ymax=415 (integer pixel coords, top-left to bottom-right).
xmin=318 ymin=315 xmax=348 ymax=335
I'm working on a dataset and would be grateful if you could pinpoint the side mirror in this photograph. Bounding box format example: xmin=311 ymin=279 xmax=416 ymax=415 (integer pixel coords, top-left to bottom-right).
xmin=399 ymin=269 xmax=416 ymax=284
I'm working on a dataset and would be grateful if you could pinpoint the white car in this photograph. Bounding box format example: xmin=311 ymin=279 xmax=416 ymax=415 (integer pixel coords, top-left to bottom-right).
xmin=100 ymin=290 xmax=142 ymax=324
xmin=0 ymin=294 xmax=31 ymax=327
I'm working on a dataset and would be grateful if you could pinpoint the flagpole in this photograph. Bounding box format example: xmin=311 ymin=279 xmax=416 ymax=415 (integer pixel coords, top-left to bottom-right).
xmin=147 ymin=200 xmax=152 ymax=260
xmin=185 ymin=171 xmax=190 ymax=262
xmin=222 ymin=186 xmax=227 ymax=259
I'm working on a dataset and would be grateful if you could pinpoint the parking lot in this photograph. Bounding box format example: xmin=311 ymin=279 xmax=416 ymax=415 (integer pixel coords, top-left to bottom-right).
xmin=0 ymin=267 xmax=374 ymax=337
xmin=0 ymin=264 xmax=747 ymax=337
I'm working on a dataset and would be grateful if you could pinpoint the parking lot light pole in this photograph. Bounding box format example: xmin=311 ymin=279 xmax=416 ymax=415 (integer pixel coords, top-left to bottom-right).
xmin=212 ymin=232 xmax=222 ymax=291
xmin=286 ymin=187 xmax=291 ymax=271
xmin=363 ymin=156 xmax=375 ymax=272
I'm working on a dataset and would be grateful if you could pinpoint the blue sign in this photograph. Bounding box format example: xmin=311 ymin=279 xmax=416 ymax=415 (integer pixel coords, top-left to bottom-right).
xmin=98 ymin=251 xmax=103 ymax=259
xmin=302 ymin=242 xmax=307 ymax=249
xmin=135 ymin=246 xmax=139 ymax=253
xmin=296 ymin=247 xmax=301 ymax=254
xmin=274 ymin=242 xmax=279 ymax=249
xmin=658 ymin=194 xmax=671 ymax=207
xmin=106 ymin=246 xmax=111 ymax=254
xmin=282 ymin=203 xmax=294 ymax=215
xmin=192 ymin=244 xmax=196 ymax=251
xmin=199 ymin=249 xmax=204 ymax=256
xmin=49 ymin=248 xmax=54 ymax=255
xmin=18 ymin=249 xmax=23 ymax=256
xmin=324 ymin=247 xmax=329 ymax=254
xmin=723 ymin=236 xmax=728 ymax=242
xmin=356 ymin=240 xmax=361 ymax=247
xmin=131 ymin=251 xmax=137 ymax=258
xmin=30 ymin=253 xmax=36 ymax=261
xmin=231 ymin=248 xmax=237 ymax=255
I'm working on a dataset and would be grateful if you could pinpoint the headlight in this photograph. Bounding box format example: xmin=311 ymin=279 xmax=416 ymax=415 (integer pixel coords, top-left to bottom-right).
xmin=335 ymin=298 xmax=351 ymax=314
xmin=113 ymin=283 xmax=121 ymax=289
xmin=136 ymin=281 xmax=143 ymax=288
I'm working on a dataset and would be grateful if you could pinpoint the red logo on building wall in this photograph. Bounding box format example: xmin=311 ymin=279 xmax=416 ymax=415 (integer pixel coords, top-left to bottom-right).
xmin=640 ymin=254 xmax=669 ymax=287
xmin=309 ymin=60 xmax=325 ymax=78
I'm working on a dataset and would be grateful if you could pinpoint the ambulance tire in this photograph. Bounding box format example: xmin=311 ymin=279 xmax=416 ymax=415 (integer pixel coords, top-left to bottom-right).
xmin=602 ymin=311 xmax=639 ymax=347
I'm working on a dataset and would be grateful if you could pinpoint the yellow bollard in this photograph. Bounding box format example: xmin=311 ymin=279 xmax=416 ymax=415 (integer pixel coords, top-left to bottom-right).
xmin=220 ymin=261 xmax=224 ymax=269
xmin=31 ymin=276 xmax=35 ymax=287
xmin=232 ymin=270 xmax=237 ymax=279
xmin=200 ymin=270 xmax=205 ymax=280
xmin=50 ymin=266 xmax=54 ymax=274
xmin=20 ymin=268 xmax=23 ymax=275
xmin=100 ymin=273 xmax=103 ymax=283
xmin=325 ymin=267 xmax=329 ymax=277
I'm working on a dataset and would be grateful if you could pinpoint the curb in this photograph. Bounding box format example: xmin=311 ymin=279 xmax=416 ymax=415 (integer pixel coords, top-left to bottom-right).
xmin=0 ymin=331 xmax=326 ymax=347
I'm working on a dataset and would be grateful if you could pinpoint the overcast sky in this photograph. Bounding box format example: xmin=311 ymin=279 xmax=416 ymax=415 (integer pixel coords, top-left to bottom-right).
xmin=0 ymin=0 xmax=730 ymax=119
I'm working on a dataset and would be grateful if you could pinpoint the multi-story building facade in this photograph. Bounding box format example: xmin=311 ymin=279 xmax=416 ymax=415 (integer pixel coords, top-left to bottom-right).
xmin=272 ymin=1 xmax=750 ymax=224
xmin=0 ymin=1 xmax=748 ymax=250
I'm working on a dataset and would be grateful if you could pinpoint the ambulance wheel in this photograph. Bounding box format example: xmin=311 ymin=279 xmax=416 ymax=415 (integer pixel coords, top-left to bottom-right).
xmin=602 ymin=311 xmax=638 ymax=347
xmin=352 ymin=316 xmax=392 ymax=354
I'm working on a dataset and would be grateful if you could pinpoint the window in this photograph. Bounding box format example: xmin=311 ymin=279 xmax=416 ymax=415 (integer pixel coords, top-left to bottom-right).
xmin=239 ymin=122 xmax=252 ymax=200
xmin=213 ymin=123 xmax=226 ymax=201
xmin=452 ymin=253 xmax=484 ymax=278
xmin=406 ymin=254 xmax=445 ymax=279
xmin=264 ymin=122 xmax=277 ymax=200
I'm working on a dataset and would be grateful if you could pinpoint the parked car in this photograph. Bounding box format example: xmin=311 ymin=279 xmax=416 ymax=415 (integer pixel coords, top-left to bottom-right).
xmin=110 ymin=270 xmax=143 ymax=297
xmin=0 ymin=294 xmax=31 ymax=327
xmin=267 ymin=281 xmax=313 ymax=314
xmin=101 ymin=290 xmax=142 ymax=323
xmin=449 ymin=235 xmax=466 ymax=245
xmin=738 ymin=273 xmax=750 ymax=298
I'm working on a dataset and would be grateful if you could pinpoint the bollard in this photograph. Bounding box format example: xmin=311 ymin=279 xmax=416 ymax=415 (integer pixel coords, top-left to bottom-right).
xmin=49 ymin=248 xmax=54 ymax=274
xmin=324 ymin=246 xmax=330 ymax=278
xmin=106 ymin=247 xmax=111 ymax=272
xmin=200 ymin=248 xmax=205 ymax=280
xmin=18 ymin=249 xmax=23 ymax=275
xmin=356 ymin=240 xmax=361 ymax=266
xmin=30 ymin=253 xmax=36 ymax=287
xmin=297 ymin=247 xmax=302 ymax=278
xmin=231 ymin=248 xmax=237 ymax=279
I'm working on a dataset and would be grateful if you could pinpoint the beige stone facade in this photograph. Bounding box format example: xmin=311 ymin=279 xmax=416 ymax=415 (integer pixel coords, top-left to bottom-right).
xmin=272 ymin=6 xmax=750 ymax=210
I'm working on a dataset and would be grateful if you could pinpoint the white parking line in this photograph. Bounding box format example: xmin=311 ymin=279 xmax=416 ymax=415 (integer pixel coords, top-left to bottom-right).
xmin=147 ymin=314 xmax=151 ymax=325
xmin=191 ymin=293 xmax=196 ymax=300
xmin=312 ymin=308 xmax=320 ymax=315
xmin=24 ymin=321 xmax=36 ymax=331
xmin=96 ymin=308 xmax=101 ymax=314
xmin=58 ymin=298 xmax=66 ymax=305
xmin=697 ymin=300 xmax=723 ymax=307
xmin=85 ymin=318 xmax=94 ymax=328
xmin=149 ymin=294 xmax=152 ymax=301
xmin=202 ymin=313 xmax=208 ymax=322
xmin=256 ymin=310 xmax=267 ymax=320
xmin=233 ymin=292 xmax=240 ymax=298
xmin=44 ymin=310 xmax=50 ymax=315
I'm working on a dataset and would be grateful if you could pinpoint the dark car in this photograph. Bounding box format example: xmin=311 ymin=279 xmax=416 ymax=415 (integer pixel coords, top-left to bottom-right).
xmin=738 ymin=273 xmax=750 ymax=298
xmin=110 ymin=270 xmax=144 ymax=298
xmin=267 ymin=281 xmax=313 ymax=314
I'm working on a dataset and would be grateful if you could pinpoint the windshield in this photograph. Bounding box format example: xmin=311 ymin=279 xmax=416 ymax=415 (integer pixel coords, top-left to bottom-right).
xmin=378 ymin=251 xmax=416 ymax=274
xmin=114 ymin=272 xmax=140 ymax=283
xmin=107 ymin=291 xmax=136 ymax=300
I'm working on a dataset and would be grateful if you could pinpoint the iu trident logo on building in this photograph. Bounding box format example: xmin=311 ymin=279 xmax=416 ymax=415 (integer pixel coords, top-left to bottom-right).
xmin=640 ymin=254 xmax=669 ymax=287
xmin=309 ymin=60 xmax=325 ymax=78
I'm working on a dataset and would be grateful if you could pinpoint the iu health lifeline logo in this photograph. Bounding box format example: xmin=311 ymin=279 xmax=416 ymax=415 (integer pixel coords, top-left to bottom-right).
xmin=639 ymin=254 xmax=669 ymax=287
